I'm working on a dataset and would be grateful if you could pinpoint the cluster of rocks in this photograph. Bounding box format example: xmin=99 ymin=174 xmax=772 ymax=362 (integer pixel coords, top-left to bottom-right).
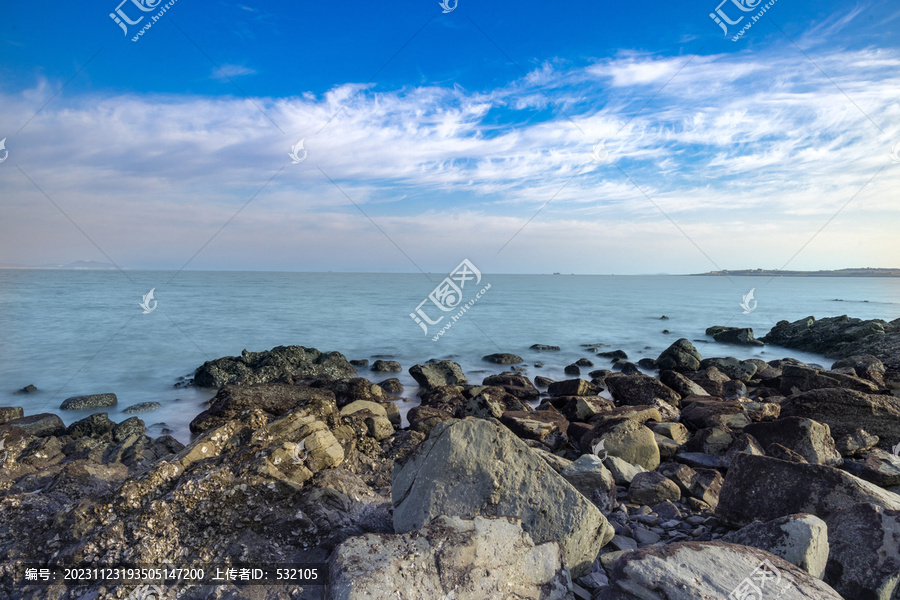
xmin=1 ymin=320 xmax=899 ymax=599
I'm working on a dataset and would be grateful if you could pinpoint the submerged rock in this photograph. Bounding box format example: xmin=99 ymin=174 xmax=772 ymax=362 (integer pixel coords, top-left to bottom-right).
xmin=192 ymin=345 xmax=357 ymax=388
xmin=60 ymin=393 xmax=117 ymax=410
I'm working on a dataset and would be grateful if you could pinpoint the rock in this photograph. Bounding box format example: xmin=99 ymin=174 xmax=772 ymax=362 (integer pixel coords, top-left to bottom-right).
xmin=721 ymin=514 xmax=829 ymax=579
xmin=0 ymin=413 xmax=65 ymax=437
xmin=409 ymin=360 xmax=467 ymax=390
xmin=653 ymin=422 xmax=689 ymax=445
xmin=743 ymin=417 xmax=843 ymax=466
xmin=550 ymin=396 xmax=615 ymax=422
xmin=339 ymin=400 xmax=388 ymax=418
xmin=548 ymin=379 xmax=599 ymax=397
xmin=328 ymin=515 xmax=574 ymax=600
xmin=601 ymin=541 xmax=843 ymax=599
xmin=597 ymin=350 xmax=628 ymax=360
xmin=500 ymin=410 xmax=569 ymax=450
xmin=604 ymin=455 xmax=647 ymax=485
xmin=659 ymin=370 xmax=708 ymax=398
xmin=831 ymin=354 xmax=886 ymax=386
xmin=193 ymin=345 xmax=357 ymax=387
xmin=824 ymin=502 xmax=900 ymax=600
xmin=349 ymin=359 xmax=369 ymax=367
xmin=637 ymin=358 xmax=657 ymax=369
xmin=314 ymin=377 xmax=387 ymax=407
xmin=680 ymin=399 xmax=750 ymax=430
xmin=716 ymin=453 xmax=900 ymax=526
xmin=377 ymin=377 xmax=403 ymax=394
xmin=407 ymin=406 xmax=454 ymax=434
xmin=688 ymin=468 xmax=724 ymax=508
xmin=535 ymin=375 xmax=554 ymax=388
xmin=834 ymin=427 xmax=879 ymax=456
xmin=706 ymin=326 xmax=764 ymax=346
xmin=15 ymin=385 xmax=38 ymax=394
xmin=560 ymin=454 xmax=617 ymax=510
xmin=483 ymin=353 xmax=524 ymax=364
xmin=531 ymin=448 xmax=573 ymax=473
xmin=768 ymin=443 xmax=809 ymax=463
xmin=762 ymin=315 xmax=900 ymax=371
xmin=60 ymin=393 xmax=117 ymax=410
xmin=739 ymin=399 xmax=781 ymax=422
xmin=459 ymin=387 xmax=528 ymax=420
xmin=564 ymin=364 xmax=581 ymax=375
xmin=67 ymin=413 xmax=116 ymax=439
xmin=684 ymin=427 xmax=734 ymax=456
xmin=780 ymin=387 xmax=900 ymax=448
xmin=628 ymin=471 xmax=681 ymax=505
xmin=614 ymin=361 xmax=640 ymax=375
xmin=699 ymin=357 xmax=758 ymax=382
xmin=112 ymin=417 xmax=145 ymax=443
xmin=583 ymin=418 xmax=660 ymax=471
xmin=779 ymin=364 xmax=881 ymax=395
xmin=189 ymin=383 xmax=338 ymax=433
xmin=122 ymin=401 xmax=161 ymax=414
xmin=656 ymin=338 xmax=702 ymax=372
xmin=0 ymin=407 xmax=24 ymax=424
xmin=722 ymin=432 xmax=766 ymax=469
xmin=365 ymin=416 xmax=394 ymax=441
xmin=859 ymin=448 xmax=900 ymax=486
xmin=605 ymin=373 xmax=681 ymax=407
xmin=392 ymin=418 xmax=614 ymax=577
xmin=371 ymin=359 xmax=401 ymax=373
xmin=482 ymin=373 xmax=540 ymax=399
xmin=530 ymin=344 xmax=561 ymax=351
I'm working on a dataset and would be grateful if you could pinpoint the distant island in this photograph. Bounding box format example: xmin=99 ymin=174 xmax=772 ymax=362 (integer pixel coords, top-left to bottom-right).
xmin=693 ymin=268 xmax=900 ymax=277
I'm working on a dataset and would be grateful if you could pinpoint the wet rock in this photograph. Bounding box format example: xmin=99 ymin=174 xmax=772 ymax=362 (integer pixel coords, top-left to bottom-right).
xmin=565 ymin=364 xmax=582 ymax=375
xmin=722 ymin=514 xmax=829 ymax=579
xmin=824 ymin=502 xmax=900 ymax=600
xmin=530 ymin=344 xmax=561 ymax=351
xmin=706 ymin=326 xmax=764 ymax=346
xmin=371 ymin=359 xmax=401 ymax=373
xmin=483 ymin=353 xmax=524 ymax=365
xmin=637 ymin=358 xmax=657 ymax=369
xmin=831 ymin=354 xmax=886 ymax=386
xmin=779 ymin=364 xmax=881 ymax=395
xmin=605 ymin=373 xmax=681 ymax=407
xmin=329 ymin=515 xmax=574 ymax=599
xmin=481 ymin=372 xmax=540 ymax=399
xmin=659 ymin=370 xmax=708 ymax=398
xmin=699 ymin=357 xmax=758 ymax=383
xmin=534 ymin=375 xmax=554 ymax=388
xmin=60 ymin=393 xmax=117 ymax=410
xmin=600 ymin=541 xmax=843 ymax=600
xmin=717 ymin=453 xmax=900 ymax=526
xmin=656 ymin=338 xmax=702 ymax=372
xmin=407 ymin=406 xmax=454 ymax=435
xmin=193 ymin=345 xmax=357 ymax=387
xmin=349 ymin=359 xmax=369 ymax=367
xmin=628 ymin=471 xmax=681 ymax=505
xmin=123 ymin=401 xmax=161 ymax=414
xmin=0 ymin=407 xmax=25 ymax=425
xmin=112 ymin=416 xmax=146 ymax=443
xmin=780 ymin=387 xmax=900 ymax=448
xmin=392 ymin=418 xmax=614 ymax=577
xmin=377 ymin=377 xmax=403 ymax=394
xmin=743 ymin=417 xmax=843 ymax=466
xmin=548 ymin=379 xmax=599 ymax=397
xmin=409 ymin=360 xmax=467 ymax=390
xmin=0 ymin=413 xmax=65 ymax=437
xmin=67 ymin=413 xmax=116 ymax=440
xmin=15 ymin=385 xmax=37 ymax=394
xmin=459 ymin=386 xmax=529 ymax=420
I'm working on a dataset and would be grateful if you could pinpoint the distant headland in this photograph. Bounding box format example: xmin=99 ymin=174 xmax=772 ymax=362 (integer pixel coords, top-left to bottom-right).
xmin=693 ymin=268 xmax=900 ymax=277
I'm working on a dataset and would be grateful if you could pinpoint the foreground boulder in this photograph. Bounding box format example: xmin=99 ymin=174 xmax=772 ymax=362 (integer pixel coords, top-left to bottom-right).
xmin=824 ymin=502 xmax=900 ymax=600
xmin=392 ymin=418 xmax=614 ymax=577
xmin=409 ymin=360 xmax=467 ymax=390
xmin=717 ymin=453 xmax=900 ymax=526
xmin=722 ymin=514 xmax=829 ymax=579
xmin=193 ymin=345 xmax=357 ymax=387
xmin=780 ymin=387 xmax=900 ymax=448
xmin=599 ymin=541 xmax=843 ymax=599
xmin=328 ymin=515 xmax=573 ymax=600
xmin=743 ymin=417 xmax=842 ymax=466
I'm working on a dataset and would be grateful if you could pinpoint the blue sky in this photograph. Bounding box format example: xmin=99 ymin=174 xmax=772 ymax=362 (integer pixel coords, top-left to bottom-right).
xmin=1 ymin=0 xmax=898 ymax=274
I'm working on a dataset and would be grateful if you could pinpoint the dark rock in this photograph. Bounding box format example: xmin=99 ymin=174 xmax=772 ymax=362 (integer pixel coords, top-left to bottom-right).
xmin=628 ymin=471 xmax=681 ymax=505
xmin=113 ymin=417 xmax=146 ymax=443
xmin=834 ymin=427 xmax=880 ymax=456
xmin=698 ymin=357 xmax=758 ymax=383
xmin=67 ymin=413 xmax=116 ymax=440
xmin=16 ymin=385 xmax=38 ymax=394
xmin=859 ymin=448 xmax=900 ymax=487
xmin=574 ymin=357 xmax=594 ymax=367
xmin=458 ymin=386 xmax=529 ymax=420
xmin=378 ymin=378 xmax=404 ymax=394
xmin=193 ymin=345 xmax=357 ymax=387
xmin=409 ymin=361 xmax=467 ymax=390
xmin=637 ymin=358 xmax=657 ymax=370
xmin=613 ymin=361 xmax=639 ymax=375
xmin=779 ymin=364 xmax=881 ymax=395
xmin=680 ymin=399 xmax=750 ymax=430
xmin=0 ymin=407 xmax=24 ymax=425
xmin=482 ymin=373 xmax=540 ymax=400
xmin=659 ymin=315 xmax=669 ymax=320
xmin=656 ymin=339 xmax=702 ymax=372
xmin=371 ymin=359 xmax=402 ymax=373
xmin=530 ymin=344 xmax=561 ymax=351
xmin=123 ymin=401 xmax=161 ymax=414
xmin=0 ymin=413 xmax=65 ymax=437
xmin=605 ymin=373 xmax=681 ymax=407
xmin=683 ymin=427 xmax=734 ymax=456
xmin=716 ymin=453 xmax=900 ymax=526
xmin=766 ymin=443 xmax=808 ymax=463
xmin=547 ymin=379 xmax=598 ymax=397
xmin=706 ymin=326 xmax=764 ymax=346
xmin=549 ymin=396 xmax=615 ymax=422
xmin=418 ymin=385 xmax=467 ymax=414
xmin=780 ymin=387 xmax=900 ymax=448
xmin=564 ymin=364 xmax=581 ymax=375
xmin=831 ymin=354 xmax=886 ymax=386
xmin=500 ymin=411 xmax=569 ymax=450
xmin=483 ymin=353 xmax=524 ymax=365
xmin=408 ymin=406 xmax=454 ymax=435
xmin=743 ymin=417 xmax=843 ymax=466
xmin=659 ymin=370 xmax=708 ymax=398
xmin=597 ymin=350 xmax=628 ymax=360
xmin=825 ymin=502 xmax=900 ymax=600
xmin=189 ymin=383 xmax=338 ymax=433
xmin=349 ymin=359 xmax=369 ymax=367
xmin=60 ymin=393 xmax=117 ymax=410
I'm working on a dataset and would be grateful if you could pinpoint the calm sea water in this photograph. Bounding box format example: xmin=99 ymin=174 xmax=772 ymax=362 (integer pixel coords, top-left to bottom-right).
xmin=1 ymin=270 xmax=898 ymax=443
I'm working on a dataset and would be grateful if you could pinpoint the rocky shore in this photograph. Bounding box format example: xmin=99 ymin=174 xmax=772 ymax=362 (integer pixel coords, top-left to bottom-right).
xmin=1 ymin=315 xmax=899 ymax=599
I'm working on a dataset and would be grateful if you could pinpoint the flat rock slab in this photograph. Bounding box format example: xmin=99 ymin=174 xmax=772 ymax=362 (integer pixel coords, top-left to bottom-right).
xmin=825 ymin=502 xmax=900 ymax=600
xmin=328 ymin=515 xmax=574 ymax=600
xmin=600 ymin=541 xmax=843 ymax=600
xmin=392 ymin=418 xmax=614 ymax=577
xmin=60 ymin=393 xmax=117 ymax=410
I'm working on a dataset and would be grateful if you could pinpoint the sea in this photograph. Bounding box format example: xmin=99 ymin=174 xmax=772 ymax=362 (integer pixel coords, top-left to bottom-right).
xmin=1 ymin=269 xmax=898 ymax=444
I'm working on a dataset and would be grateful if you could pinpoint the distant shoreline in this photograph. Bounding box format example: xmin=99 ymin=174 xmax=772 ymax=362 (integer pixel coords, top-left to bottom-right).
xmin=692 ymin=268 xmax=900 ymax=278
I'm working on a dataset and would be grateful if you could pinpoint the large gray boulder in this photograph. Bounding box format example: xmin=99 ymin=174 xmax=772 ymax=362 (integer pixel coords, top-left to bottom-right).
xmin=722 ymin=514 xmax=829 ymax=579
xmin=599 ymin=541 xmax=844 ymax=600
xmin=824 ymin=502 xmax=900 ymax=600
xmin=409 ymin=360 xmax=468 ymax=390
xmin=192 ymin=345 xmax=356 ymax=388
xmin=780 ymin=387 xmax=900 ymax=448
xmin=392 ymin=418 xmax=613 ymax=577
xmin=717 ymin=453 xmax=900 ymax=526
xmin=582 ymin=417 xmax=660 ymax=471
xmin=328 ymin=515 xmax=574 ymax=600
xmin=743 ymin=417 xmax=843 ymax=466
xmin=655 ymin=338 xmax=702 ymax=372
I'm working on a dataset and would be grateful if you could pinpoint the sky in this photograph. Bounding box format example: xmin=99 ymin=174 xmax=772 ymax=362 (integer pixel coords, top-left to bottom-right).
xmin=1 ymin=0 xmax=898 ymax=274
